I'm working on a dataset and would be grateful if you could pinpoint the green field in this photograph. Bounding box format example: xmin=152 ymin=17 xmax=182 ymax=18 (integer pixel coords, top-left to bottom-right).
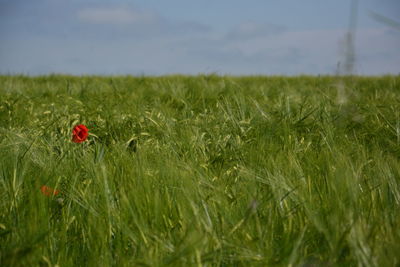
xmin=1 ymin=75 xmax=399 ymax=266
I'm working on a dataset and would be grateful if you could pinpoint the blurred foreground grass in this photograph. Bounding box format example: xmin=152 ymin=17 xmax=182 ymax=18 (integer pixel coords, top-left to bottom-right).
xmin=0 ymin=75 xmax=399 ymax=266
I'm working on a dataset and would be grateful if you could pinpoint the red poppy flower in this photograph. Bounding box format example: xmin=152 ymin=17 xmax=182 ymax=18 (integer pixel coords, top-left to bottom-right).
xmin=72 ymin=124 xmax=89 ymax=143
xmin=40 ymin=185 xmax=60 ymax=197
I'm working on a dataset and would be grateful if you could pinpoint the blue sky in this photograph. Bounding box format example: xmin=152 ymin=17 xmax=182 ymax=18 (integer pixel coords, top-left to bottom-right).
xmin=0 ymin=0 xmax=399 ymax=75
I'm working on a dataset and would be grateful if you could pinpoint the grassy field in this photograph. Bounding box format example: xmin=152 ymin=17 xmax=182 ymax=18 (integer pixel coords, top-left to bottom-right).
xmin=0 ymin=75 xmax=399 ymax=266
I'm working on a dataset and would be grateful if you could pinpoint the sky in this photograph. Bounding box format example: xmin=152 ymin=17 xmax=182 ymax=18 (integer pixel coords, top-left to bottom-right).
xmin=0 ymin=0 xmax=399 ymax=76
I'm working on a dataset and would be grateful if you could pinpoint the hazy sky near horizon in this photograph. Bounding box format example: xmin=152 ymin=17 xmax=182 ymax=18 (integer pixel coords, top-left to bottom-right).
xmin=0 ymin=0 xmax=399 ymax=75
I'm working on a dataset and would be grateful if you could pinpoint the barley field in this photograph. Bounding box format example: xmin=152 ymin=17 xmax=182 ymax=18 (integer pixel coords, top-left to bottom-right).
xmin=0 ymin=75 xmax=399 ymax=266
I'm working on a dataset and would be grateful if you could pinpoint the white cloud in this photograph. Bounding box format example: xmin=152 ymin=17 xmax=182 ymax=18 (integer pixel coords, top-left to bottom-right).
xmin=77 ymin=7 xmax=158 ymax=25
xmin=173 ymin=27 xmax=399 ymax=75
xmin=74 ymin=6 xmax=210 ymax=39
xmin=226 ymin=21 xmax=286 ymax=40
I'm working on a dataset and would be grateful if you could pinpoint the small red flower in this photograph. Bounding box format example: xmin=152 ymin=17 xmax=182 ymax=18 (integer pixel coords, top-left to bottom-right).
xmin=72 ymin=124 xmax=89 ymax=143
xmin=40 ymin=185 xmax=60 ymax=197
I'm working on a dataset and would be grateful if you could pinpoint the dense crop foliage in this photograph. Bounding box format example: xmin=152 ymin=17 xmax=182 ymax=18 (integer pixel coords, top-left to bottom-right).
xmin=0 ymin=75 xmax=399 ymax=266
